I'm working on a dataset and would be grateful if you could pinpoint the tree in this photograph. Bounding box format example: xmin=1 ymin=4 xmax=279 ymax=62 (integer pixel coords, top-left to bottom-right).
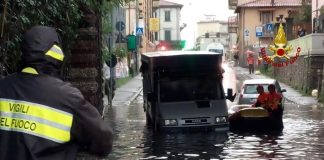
xmin=294 ymin=1 xmax=312 ymax=24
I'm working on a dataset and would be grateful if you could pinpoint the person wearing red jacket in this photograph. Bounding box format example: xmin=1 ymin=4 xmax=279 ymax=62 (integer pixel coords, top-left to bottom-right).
xmin=252 ymin=85 xmax=269 ymax=108
xmin=246 ymin=54 xmax=255 ymax=74
xmin=267 ymin=84 xmax=284 ymax=129
xmin=0 ymin=26 xmax=113 ymax=160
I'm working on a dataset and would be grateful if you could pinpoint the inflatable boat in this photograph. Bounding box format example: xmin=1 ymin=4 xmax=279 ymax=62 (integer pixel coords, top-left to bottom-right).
xmin=228 ymin=104 xmax=283 ymax=131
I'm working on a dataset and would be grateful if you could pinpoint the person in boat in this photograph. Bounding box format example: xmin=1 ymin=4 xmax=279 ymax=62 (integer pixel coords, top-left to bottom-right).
xmin=267 ymin=84 xmax=282 ymax=111
xmin=252 ymin=85 xmax=269 ymax=108
xmin=267 ymin=84 xmax=284 ymax=129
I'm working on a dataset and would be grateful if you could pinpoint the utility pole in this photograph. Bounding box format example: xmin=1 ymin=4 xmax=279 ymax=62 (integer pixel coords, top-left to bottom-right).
xmin=135 ymin=0 xmax=139 ymax=73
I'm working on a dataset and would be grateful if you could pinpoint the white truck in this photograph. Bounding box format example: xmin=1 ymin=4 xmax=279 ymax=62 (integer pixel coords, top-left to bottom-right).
xmin=140 ymin=51 xmax=235 ymax=132
xmin=206 ymin=43 xmax=224 ymax=56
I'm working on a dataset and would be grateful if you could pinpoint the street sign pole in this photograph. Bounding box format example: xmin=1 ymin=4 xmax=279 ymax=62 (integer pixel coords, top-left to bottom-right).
xmin=135 ymin=0 xmax=139 ymax=72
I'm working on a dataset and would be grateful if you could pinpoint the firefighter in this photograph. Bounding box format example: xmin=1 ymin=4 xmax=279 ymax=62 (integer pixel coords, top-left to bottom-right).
xmin=267 ymin=84 xmax=282 ymax=111
xmin=252 ymin=85 xmax=269 ymax=108
xmin=0 ymin=26 xmax=113 ymax=160
xmin=267 ymin=84 xmax=284 ymax=129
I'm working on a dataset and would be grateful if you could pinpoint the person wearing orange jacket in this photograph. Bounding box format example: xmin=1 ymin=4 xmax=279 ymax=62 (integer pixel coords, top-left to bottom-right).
xmin=267 ymin=84 xmax=284 ymax=129
xmin=246 ymin=54 xmax=255 ymax=74
xmin=267 ymin=84 xmax=283 ymax=111
xmin=252 ymin=85 xmax=269 ymax=108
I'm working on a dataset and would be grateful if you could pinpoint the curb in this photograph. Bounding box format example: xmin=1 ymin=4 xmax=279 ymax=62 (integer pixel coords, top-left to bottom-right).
xmin=129 ymin=87 xmax=143 ymax=103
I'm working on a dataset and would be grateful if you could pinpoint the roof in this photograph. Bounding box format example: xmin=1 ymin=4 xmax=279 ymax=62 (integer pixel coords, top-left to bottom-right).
xmin=238 ymin=0 xmax=302 ymax=7
xmin=243 ymin=79 xmax=277 ymax=85
xmin=142 ymin=51 xmax=221 ymax=58
xmin=158 ymin=0 xmax=183 ymax=8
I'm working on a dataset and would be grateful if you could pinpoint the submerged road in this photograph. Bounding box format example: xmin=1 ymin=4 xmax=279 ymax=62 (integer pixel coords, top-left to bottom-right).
xmin=78 ymin=63 xmax=324 ymax=160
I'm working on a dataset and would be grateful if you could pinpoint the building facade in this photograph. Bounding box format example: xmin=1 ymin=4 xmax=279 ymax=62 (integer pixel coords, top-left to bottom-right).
xmin=153 ymin=0 xmax=183 ymax=50
xmin=233 ymin=0 xmax=303 ymax=66
xmin=195 ymin=18 xmax=230 ymax=56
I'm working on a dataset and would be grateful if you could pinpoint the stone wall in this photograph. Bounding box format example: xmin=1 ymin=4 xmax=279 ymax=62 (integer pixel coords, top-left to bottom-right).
xmin=274 ymin=55 xmax=324 ymax=94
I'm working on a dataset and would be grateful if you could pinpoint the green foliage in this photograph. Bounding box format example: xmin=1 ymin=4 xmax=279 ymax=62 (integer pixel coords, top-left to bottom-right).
xmin=116 ymin=76 xmax=132 ymax=88
xmin=102 ymin=46 xmax=114 ymax=62
xmin=318 ymin=94 xmax=324 ymax=103
xmin=0 ymin=0 xmax=132 ymax=75
xmin=320 ymin=6 xmax=324 ymax=15
xmin=1 ymin=0 xmax=81 ymax=73
xmin=294 ymin=2 xmax=312 ymax=24
xmin=114 ymin=47 xmax=128 ymax=58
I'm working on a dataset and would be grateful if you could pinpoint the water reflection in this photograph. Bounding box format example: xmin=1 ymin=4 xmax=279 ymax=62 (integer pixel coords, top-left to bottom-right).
xmin=142 ymin=131 xmax=228 ymax=159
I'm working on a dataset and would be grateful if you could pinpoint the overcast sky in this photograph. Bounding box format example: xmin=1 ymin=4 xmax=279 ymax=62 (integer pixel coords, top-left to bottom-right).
xmin=167 ymin=0 xmax=236 ymax=49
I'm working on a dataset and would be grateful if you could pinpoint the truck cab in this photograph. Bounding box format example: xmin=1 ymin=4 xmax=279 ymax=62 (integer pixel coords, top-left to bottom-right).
xmin=140 ymin=51 xmax=235 ymax=132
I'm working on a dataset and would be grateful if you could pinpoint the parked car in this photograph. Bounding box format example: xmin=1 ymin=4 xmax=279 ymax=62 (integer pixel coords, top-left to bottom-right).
xmin=237 ymin=79 xmax=286 ymax=105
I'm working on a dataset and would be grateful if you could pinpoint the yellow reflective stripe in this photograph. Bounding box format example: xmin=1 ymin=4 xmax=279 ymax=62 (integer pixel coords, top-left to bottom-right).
xmin=53 ymin=44 xmax=62 ymax=51
xmin=21 ymin=67 xmax=38 ymax=74
xmin=0 ymin=99 xmax=72 ymax=128
xmin=45 ymin=50 xmax=64 ymax=61
xmin=45 ymin=45 xmax=64 ymax=61
xmin=0 ymin=116 xmax=70 ymax=143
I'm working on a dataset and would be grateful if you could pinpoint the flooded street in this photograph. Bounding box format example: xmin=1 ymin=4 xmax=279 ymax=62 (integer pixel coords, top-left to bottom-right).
xmin=101 ymin=64 xmax=324 ymax=160
xmin=105 ymin=95 xmax=324 ymax=160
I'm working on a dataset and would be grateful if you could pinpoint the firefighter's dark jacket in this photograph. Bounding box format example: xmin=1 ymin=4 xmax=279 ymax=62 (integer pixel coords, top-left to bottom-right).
xmin=0 ymin=26 xmax=113 ymax=160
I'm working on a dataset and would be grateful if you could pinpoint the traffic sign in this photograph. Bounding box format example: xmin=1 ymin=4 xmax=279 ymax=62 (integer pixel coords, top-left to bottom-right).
xmin=266 ymin=23 xmax=273 ymax=31
xmin=256 ymin=26 xmax=263 ymax=37
xmin=136 ymin=27 xmax=143 ymax=36
xmin=116 ymin=21 xmax=125 ymax=31
xmin=244 ymin=30 xmax=249 ymax=37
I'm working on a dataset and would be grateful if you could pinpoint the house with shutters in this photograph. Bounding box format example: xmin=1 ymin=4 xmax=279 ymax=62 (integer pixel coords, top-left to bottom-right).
xmin=153 ymin=0 xmax=183 ymax=50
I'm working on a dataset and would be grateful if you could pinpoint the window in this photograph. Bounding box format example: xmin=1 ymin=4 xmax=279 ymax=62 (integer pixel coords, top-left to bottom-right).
xmin=261 ymin=11 xmax=271 ymax=24
xmin=160 ymin=76 xmax=224 ymax=102
xmin=164 ymin=30 xmax=171 ymax=41
xmin=155 ymin=32 xmax=158 ymax=41
xmin=165 ymin=11 xmax=171 ymax=21
xmin=244 ymin=84 xmax=269 ymax=94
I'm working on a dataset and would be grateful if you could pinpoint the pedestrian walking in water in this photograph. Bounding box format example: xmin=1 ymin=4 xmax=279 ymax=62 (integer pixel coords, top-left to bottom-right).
xmin=246 ymin=53 xmax=255 ymax=74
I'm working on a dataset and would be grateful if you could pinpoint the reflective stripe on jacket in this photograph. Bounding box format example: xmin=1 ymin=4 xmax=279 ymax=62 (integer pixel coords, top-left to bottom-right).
xmin=0 ymin=72 xmax=113 ymax=160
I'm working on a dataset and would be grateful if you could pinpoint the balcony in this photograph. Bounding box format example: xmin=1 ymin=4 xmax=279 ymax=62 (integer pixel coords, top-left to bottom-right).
xmin=288 ymin=33 xmax=324 ymax=57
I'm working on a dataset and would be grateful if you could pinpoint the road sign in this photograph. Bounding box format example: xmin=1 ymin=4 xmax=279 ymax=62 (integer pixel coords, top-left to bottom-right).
xmin=266 ymin=23 xmax=273 ymax=31
xmin=256 ymin=26 xmax=263 ymax=37
xmin=149 ymin=18 xmax=160 ymax=32
xmin=136 ymin=27 xmax=143 ymax=36
xmin=116 ymin=21 xmax=125 ymax=31
xmin=244 ymin=30 xmax=249 ymax=37
xmin=115 ymin=32 xmax=126 ymax=43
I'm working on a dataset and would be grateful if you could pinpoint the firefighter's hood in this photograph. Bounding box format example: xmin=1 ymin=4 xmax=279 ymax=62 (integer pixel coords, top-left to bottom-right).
xmin=21 ymin=26 xmax=64 ymax=76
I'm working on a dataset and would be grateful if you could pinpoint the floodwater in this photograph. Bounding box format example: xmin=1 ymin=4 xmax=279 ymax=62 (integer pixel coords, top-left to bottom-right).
xmin=104 ymin=97 xmax=324 ymax=160
xmin=78 ymin=63 xmax=324 ymax=160
xmin=104 ymin=64 xmax=324 ymax=160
